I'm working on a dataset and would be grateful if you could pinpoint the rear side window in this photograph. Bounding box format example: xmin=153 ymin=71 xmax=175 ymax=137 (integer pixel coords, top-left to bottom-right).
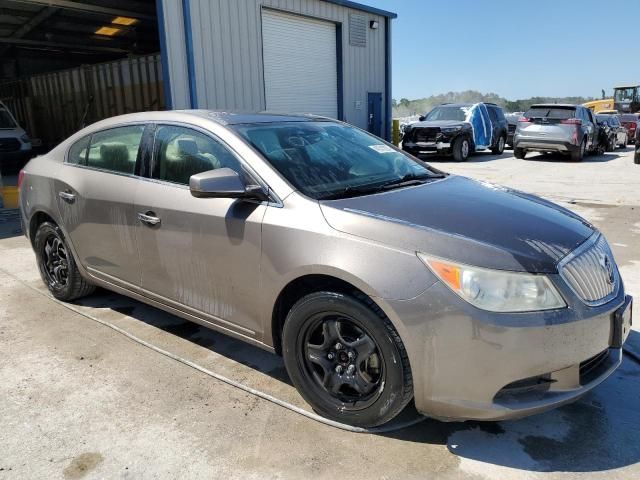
xmin=67 ymin=136 xmax=90 ymax=165
xmin=152 ymin=125 xmax=242 ymax=185
xmin=525 ymin=107 xmax=575 ymax=120
xmin=86 ymin=125 xmax=145 ymax=174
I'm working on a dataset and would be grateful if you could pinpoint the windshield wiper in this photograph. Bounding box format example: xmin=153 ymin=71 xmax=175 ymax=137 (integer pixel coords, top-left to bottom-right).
xmin=318 ymin=183 xmax=386 ymax=200
xmin=380 ymin=172 xmax=445 ymax=190
xmin=318 ymin=172 xmax=446 ymax=200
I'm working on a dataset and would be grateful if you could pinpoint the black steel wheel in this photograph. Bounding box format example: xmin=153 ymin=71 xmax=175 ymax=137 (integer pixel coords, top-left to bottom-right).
xmin=282 ymin=291 xmax=413 ymax=427
xmin=34 ymin=222 xmax=95 ymax=301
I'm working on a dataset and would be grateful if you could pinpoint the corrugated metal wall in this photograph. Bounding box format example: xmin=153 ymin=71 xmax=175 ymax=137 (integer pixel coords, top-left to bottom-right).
xmin=159 ymin=0 xmax=389 ymax=136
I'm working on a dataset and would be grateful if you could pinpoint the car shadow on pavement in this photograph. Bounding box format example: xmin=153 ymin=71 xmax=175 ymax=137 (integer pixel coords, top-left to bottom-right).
xmin=384 ymin=329 xmax=640 ymax=473
xmin=526 ymin=151 xmax=627 ymax=163
xmin=75 ymin=290 xmax=640 ymax=473
xmin=75 ymin=290 xmax=292 ymax=384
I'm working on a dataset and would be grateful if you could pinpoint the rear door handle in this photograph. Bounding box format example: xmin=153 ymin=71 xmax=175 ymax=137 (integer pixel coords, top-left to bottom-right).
xmin=58 ymin=191 xmax=76 ymax=203
xmin=137 ymin=211 xmax=161 ymax=226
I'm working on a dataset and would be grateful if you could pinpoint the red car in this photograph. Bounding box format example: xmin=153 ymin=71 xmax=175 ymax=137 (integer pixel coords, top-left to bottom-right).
xmin=620 ymin=113 xmax=639 ymax=144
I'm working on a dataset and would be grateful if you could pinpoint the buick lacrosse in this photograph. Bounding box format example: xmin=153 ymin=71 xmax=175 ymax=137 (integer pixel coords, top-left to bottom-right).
xmin=19 ymin=111 xmax=632 ymax=427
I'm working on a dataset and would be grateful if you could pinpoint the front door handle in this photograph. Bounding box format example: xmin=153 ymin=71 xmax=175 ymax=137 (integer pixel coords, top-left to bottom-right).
xmin=58 ymin=191 xmax=76 ymax=203
xmin=137 ymin=211 xmax=161 ymax=226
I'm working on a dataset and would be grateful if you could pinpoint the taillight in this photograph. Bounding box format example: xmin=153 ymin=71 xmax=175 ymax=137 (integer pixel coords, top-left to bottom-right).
xmin=17 ymin=169 xmax=25 ymax=189
xmin=518 ymin=116 xmax=530 ymax=123
xmin=561 ymin=118 xmax=582 ymax=125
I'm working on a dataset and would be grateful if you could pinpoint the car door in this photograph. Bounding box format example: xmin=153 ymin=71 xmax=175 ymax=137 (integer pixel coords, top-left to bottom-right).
xmin=134 ymin=123 xmax=267 ymax=337
xmin=486 ymin=106 xmax=500 ymax=147
xmin=611 ymin=116 xmax=624 ymax=144
xmin=55 ymin=124 xmax=147 ymax=285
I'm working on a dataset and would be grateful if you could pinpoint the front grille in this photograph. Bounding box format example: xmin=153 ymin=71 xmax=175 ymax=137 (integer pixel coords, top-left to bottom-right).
xmin=559 ymin=235 xmax=618 ymax=305
xmin=413 ymin=127 xmax=440 ymax=142
xmin=0 ymin=138 xmax=21 ymax=152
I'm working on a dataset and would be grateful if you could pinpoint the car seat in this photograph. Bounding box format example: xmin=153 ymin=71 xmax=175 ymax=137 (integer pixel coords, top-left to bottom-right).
xmin=99 ymin=143 xmax=131 ymax=173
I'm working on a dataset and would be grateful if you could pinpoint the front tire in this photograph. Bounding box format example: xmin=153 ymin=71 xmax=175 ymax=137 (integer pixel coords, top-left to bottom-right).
xmin=34 ymin=222 xmax=95 ymax=301
xmin=452 ymin=136 xmax=471 ymax=162
xmin=282 ymin=291 xmax=413 ymax=428
xmin=514 ymin=147 xmax=526 ymax=159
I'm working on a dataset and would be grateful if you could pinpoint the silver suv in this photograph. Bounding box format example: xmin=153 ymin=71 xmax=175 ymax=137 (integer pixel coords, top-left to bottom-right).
xmin=19 ymin=111 xmax=632 ymax=427
xmin=514 ymin=104 xmax=599 ymax=161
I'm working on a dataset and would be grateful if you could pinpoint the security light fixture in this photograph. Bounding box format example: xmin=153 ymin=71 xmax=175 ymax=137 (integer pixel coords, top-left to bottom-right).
xmin=112 ymin=16 xmax=138 ymax=26
xmin=95 ymin=26 xmax=121 ymax=36
xmin=369 ymin=20 xmax=379 ymax=29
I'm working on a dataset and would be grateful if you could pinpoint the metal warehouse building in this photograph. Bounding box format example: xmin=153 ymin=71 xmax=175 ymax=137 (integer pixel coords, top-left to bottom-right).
xmin=158 ymin=0 xmax=396 ymax=139
xmin=0 ymin=0 xmax=395 ymax=161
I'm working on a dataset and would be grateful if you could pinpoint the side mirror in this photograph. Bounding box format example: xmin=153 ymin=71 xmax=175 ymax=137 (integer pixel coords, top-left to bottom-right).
xmin=418 ymin=115 xmax=426 ymax=122
xmin=189 ymin=168 xmax=268 ymax=201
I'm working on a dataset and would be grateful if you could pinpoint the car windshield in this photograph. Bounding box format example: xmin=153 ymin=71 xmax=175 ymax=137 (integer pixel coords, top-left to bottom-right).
xmin=525 ymin=107 xmax=575 ymax=120
xmin=0 ymin=109 xmax=16 ymax=129
xmin=425 ymin=106 xmax=467 ymax=122
xmin=233 ymin=121 xmax=442 ymax=200
xmin=596 ymin=115 xmax=610 ymax=124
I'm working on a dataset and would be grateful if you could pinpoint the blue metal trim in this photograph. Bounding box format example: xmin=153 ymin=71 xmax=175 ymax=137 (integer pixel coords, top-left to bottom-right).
xmin=336 ymin=23 xmax=344 ymax=121
xmin=321 ymin=0 xmax=397 ymax=18
xmin=182 ymin=0 xmax=197 ymax=108
xmin=384 ymin=16 xmax=392 ymax=141
xmin=155 ymin=0 xmax=172 ymax=109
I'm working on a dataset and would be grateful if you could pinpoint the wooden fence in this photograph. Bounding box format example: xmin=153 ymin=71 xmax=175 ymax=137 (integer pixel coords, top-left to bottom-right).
xmin=0 ymin=53 xmax=164 ymax=149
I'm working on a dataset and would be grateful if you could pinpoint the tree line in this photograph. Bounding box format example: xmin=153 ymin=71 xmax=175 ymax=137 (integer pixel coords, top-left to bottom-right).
xmin=393 ymin=90 xmax=595 ymax=118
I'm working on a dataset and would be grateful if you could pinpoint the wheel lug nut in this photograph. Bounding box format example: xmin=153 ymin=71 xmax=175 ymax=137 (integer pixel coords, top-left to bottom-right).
xmin=335 ymin=343 xmax=342 ymax=350
xmin=327 ymin=352 xmax=335 ymax=360
xmin=346 ymin=365 xmax=355 ymax=375
xmin=335 ymin=365 xmax=343 ymax=374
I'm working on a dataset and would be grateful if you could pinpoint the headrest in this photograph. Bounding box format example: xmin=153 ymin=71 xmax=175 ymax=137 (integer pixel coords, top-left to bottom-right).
xmin=177 ymin=138 xmax=198 ymax=157
xmin=100 ymin=143 xmax=129 ymax=164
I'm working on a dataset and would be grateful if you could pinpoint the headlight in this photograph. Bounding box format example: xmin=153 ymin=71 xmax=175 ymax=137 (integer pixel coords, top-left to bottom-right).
xmin=418 ymin=254 xmax=566 ymax=312
xmin=20 ymin=134 xmax=30 ymax=143
xmin=441 ymin=126 xmax=462 ymax=133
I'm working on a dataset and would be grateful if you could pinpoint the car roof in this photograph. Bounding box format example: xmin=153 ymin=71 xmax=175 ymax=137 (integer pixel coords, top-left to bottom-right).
xmin=529 ymin=104 xmax=577 ymax=108
xmin=183 ymin=110 xmax=327 ymax=125
xmin=81 ymin=110 xmax=329 ymax=132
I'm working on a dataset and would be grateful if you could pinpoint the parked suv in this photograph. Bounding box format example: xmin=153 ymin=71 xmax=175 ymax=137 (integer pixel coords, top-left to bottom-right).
xmin=0 ymin=101 xmax=32 ymax=174
xmin=402 ymin=103 xmax=508 ymax=161
xmin=514 ymin=104 xmax=600 ymax=161
xmin=635 ymin=126 xmax=640 ymax=164
xmin=620 ymin=113 xmax=639 ymax=144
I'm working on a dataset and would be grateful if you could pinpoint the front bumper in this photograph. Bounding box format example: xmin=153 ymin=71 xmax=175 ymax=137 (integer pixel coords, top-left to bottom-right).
xmin=383 ymin=278 xmax=630 ymax=422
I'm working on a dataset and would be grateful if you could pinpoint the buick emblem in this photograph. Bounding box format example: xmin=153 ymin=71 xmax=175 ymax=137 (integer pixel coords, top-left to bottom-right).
xmin=599 ymin=253 xmax=615 ymax=284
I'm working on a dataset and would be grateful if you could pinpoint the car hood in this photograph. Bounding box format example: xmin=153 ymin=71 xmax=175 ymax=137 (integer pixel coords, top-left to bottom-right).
xmin=319 ymin=175 xmax=595 ymax=273
xmin=412 ymin=120 xmax=468 ymax=128
xmin=0 ymin=127 xmax=24 ymax=139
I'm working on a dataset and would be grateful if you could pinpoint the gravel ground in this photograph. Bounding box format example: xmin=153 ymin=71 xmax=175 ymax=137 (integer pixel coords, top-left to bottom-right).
xmin=0 ymin=146 xmax=639 ymax=479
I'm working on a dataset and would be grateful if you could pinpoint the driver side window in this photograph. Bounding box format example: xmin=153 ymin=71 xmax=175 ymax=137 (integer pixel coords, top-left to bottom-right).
xmin=152 ymin=125 xmax=242 ymax=185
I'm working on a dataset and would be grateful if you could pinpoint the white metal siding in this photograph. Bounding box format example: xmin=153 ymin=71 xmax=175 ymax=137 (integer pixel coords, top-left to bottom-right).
xmin=262 ymin=10 xmax=337 ymax=118
xmin=160 ymin=0 xmax=388 ymax=134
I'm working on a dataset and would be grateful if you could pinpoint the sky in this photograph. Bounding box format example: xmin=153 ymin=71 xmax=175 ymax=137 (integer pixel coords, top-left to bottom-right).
xmin=366 ymin=0 xmax=639 ymax=101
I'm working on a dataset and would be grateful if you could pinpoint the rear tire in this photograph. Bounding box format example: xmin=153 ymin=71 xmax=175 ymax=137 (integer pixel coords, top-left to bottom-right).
xmin=452 ymin=136 xmax=471 ymax=162
xmin=514 ymin=147 xmax=526 ymax=159
xmin=282 ymin=291 xmax=413 ymax=428
xmin=571 ymin=139 xmax=585 ymax=162
xmin=34 ymin=222 xmax=95 ymax=301
xmin=491 ymin=135 xmax=506 ymax=155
